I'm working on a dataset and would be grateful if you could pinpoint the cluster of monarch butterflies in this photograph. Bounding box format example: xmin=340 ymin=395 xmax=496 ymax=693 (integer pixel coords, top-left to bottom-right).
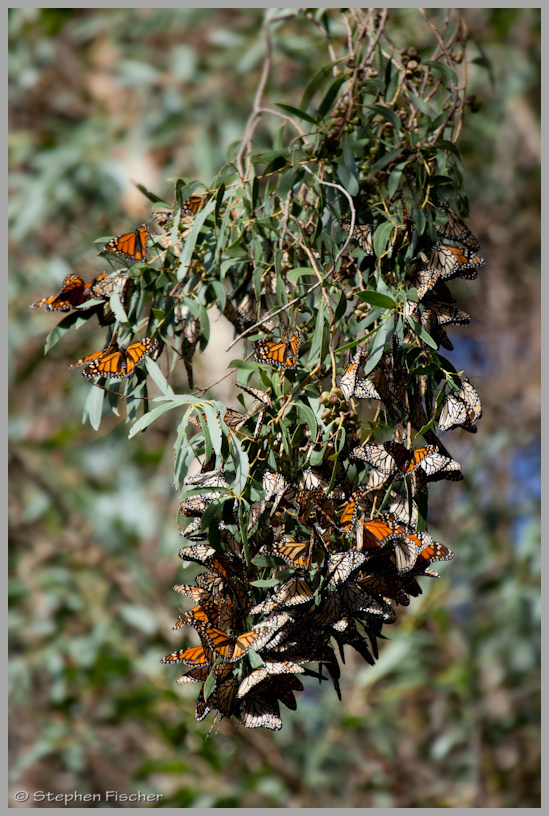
xmin=28 ymin=195 xmax=210 ymax=380
xmin=161 ymin=201 xmax=483 ymax=731
xmin=165 ymin=433 xmax=457 ymax=730
xmin=339 ymin=203 xmax=483 ymax=434
xmin=30 ymin=188 xmax=482 ymax=731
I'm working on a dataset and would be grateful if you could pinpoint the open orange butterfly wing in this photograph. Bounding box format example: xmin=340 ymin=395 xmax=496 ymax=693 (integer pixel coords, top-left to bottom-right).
xmin=100 ymin=225 xmax=149 ymax=264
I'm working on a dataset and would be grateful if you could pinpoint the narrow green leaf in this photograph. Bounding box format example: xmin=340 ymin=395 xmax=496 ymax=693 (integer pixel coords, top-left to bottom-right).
xmin=407 ymin=91 xmax=438 ymax=120
xmin=307 ymin=302 xmax=327 ymax=364
xmin=373 ymin=221 xmax=395 ymax=257
xmin=287 ymin=266 xmax=316 ymax=283
xmin=357 ymin=291 xmax=397 ymax=310
xmin=144 ymin=357 xmax=174 ymax=396
xmin=388 ymin=160 xmax=409 ymax=199
xmin=406 ymin=315 xmax=439 ymax=349
xmin=274 ymin=102 xmax=318 ymax=125
xmin=295 ymin=402 xmax=318 ymax=441
xmin=250 ymin=578 xmax=281 ymax=588
xmin=83 ymin=386 xmax=104 ymax=431
xmin=423 ymin=60 xmax=459 ymax=84
xmin=300 ymin=57 xmax=347 ymax=111
xmin=367 ymin=104 xmax=401 ymax=130
xmin=202 ymin=403 xmax=222 ymax=455
xmin=230 ymin=434 xmax=249 ymax=496
xmin=370 ymin=148 xmax=404 ymax=174
xmin=362 ymin=316 xmax=394 ymax=376
xmin=203 ymin=672 xmax=216 ymax=701
xmin=336 ymin=164 xmax=360 ymax=196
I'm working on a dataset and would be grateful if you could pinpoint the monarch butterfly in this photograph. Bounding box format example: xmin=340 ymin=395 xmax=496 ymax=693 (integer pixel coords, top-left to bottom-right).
xmin=260 ymin=537 xmax=312 ymax=569
xmin=273 ymin=576 xmax=314 ymax=607
xmin=100 ymin=225 xmax=149 ymax=264
xmin=29 ymin=272 xmax=107 ymax=312
xmin=237 ymin=382 xmax=272 ymax=407
xmin=315 ymin=582 xmax=371 ymax=625
xmin=199 ymin=615 xmax=288 ymax=662
xmin=375 ymin=442 xmax=430 ymax=473
xmin=389 ymin=535 xmax=423 ymax=573
xmin=355 ymin=515 xmax=407 ymax=551
xmin=174 ymin=585 xmax=237 ymax=631
xmin=438 ymin=393 xmax=469 ymax=432
xmin=326 ymin=551 xmax=366 ymax=586
xmin=253 ymin=330 xmax=301 ymax=369
xmin=237 ymin=661 xmax=304 ymax=699
xmin=176 ymin=664 xmax=210 ymax=684
xmin=161 ymin=643 xmax=213 ymax=666
xmin=339 ymin=350 xmax=364 ymax=401
xmin=354 ymin=372 xmax=382 ymax=401
xmin=410 ymin=266 xmax=440 ymax=300
xmin=297 ymin=488 xmax=342 ymax=530
xmin=251 ymin=575 xmax=313 ymax=615
xmin=426 ymin=242 xmax=484 ymax=282
xmin=151 ymin=195 xmax=208 ymax=231
xmin=180 ymin=546 xmax=249 ymax=592
xmin=259 ymin=675 xmax=304 ymax=710
xmin=420 ymin=309 xmax=455 ymax=351
xmin=341 ymin=490 xmax=365 ymax=534
xmin=301 ymin=466 xmax=346 ymax=499
xmin=341 ymin=220 xmax=374 ymax=254
xmin=90 ymin=270 xmax=129 ymax=300
xmin=387 ymin=492 xmax=419 ymax=526
xmin=70 ymin=334 xmax=158 ymax=380
xmin=333 ymin=624 xmax=377 ymax=664
xmin=150 ymin=206 xmax=175 ymax=232
xmin=262 ymin=471 xmax=286 ymax=501
xmin=411 ymin=541 xmax=453 ymax=578
xmin=424 ymin=302 xmax=470 ymax=327
xmin=239 ymin=695 xmax=282 ymax=730
xmin=183 ymin=469 xmax=228 ymax=490
xmin=195 ymin=571 xmax=226 ymax=596
xmin=181 ymin=193 xmax=209 ymax=216
xmin=458 ymin=379 xmax=483 ymax=431
xmin=69 ymin=332 xmax=119 ymax=370
xmin=437 ymin=203 xmax=480 ymax=252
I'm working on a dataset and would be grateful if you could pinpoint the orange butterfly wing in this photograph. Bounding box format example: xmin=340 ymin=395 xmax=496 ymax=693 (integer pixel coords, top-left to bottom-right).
xmin=253 ymin=331 xmax=300 ymax=369
xmin=101 ymin=225 xmax=149 ymax=263
xmin=84 ymin=337 xmax=158 ymax=379
xmin=29 ymin=273 xmax=100 ymax=312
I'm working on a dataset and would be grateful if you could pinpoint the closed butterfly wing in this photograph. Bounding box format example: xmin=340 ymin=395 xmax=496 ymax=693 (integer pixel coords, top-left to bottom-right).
xmin=438 ymin=393 xmax=469 ymax=432
xmin=351 ymin=443 xmax=397 ymax=474
xmin=341 ymin=220 xmax=374 ymax=254
xmin=261 ymin=537 xmax=312 ymax=569
xmin=339 ymin=350 xmax=363 ymax=401
xmin=326 ymin=551 xmax=366 ymax=585
xmin=437 ymin=203 xmax=480 ymax=252
xmin=239 ymin=695 xmax=282 ymax=730
xmin=181 ymin=193 xmax=209 ymax=216
xmin=237 ymin=661 xmax=305 ymax=698
xmin=273 ymin=576 xmax=313 ymax=607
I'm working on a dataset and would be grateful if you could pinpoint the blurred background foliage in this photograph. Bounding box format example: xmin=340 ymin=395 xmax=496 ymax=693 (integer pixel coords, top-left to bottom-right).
xmin=9 ymin=8 xmax=540 ymax=808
